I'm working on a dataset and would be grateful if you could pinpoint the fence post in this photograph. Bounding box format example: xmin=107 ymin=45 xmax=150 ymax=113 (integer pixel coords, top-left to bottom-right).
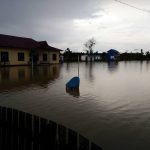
xmin=33 ymin=115 xmax=40 ymax=150
xmin=0 ymin=106 xmax=2 ymax=150
xmin=12 ymin=109 xmax=19 ymax=150
xmin=91 ymin=142 xmax=103 ymax=150
xmin=19 ymin=111 xmax=25 ymax=130
xmin=6 ymin=108 xmax=13 ymax=150
xmin=12 ymin=109 xmax=19 ymax=129
xmin=79 ymin=135 xmax=89 ymax=150
xmin=2 ymin=107 xmax=7 ymax=124
xmin=39 ymin=118 xmax=48 ymax=149
xmin=46 ymin=120 xmax=57 ymax=149
xmin=58 ymin=124 xmax=67 ymax=150
xmin=25 ymin=113 xmax=33 ymax=150
xmin=1 ymin=107 xmax=7 ymax=149
xmin=7 ymin=108 xmax=13 ymax=125
xmin=68 ymin=128 xmax=78 ymax=150
xmin=0 ymin=107 xmax=1 ymax=121
xmin=18 ymin=111 xmax=26 ymax=150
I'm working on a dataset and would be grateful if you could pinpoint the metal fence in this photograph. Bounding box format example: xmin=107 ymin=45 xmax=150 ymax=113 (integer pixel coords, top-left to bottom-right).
xmin=0 ymin=106 xmax=103 ymax=150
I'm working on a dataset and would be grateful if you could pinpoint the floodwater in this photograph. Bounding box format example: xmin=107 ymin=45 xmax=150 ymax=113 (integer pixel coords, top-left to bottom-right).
xmin=0 ymin=61 xmax=150 ymax=150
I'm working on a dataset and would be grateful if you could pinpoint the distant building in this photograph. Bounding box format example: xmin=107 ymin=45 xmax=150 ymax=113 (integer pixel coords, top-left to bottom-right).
xmin=0 ymin=34 xmax=62 ymax=66
xmin=81 ymin=53 xmax=101 ymax=62
xmin=107 ymin=49 xmax=119 ymax=61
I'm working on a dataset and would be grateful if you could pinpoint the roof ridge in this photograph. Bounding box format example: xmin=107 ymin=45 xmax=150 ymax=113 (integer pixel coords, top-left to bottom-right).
xmin=0 ymin=34 xmax=36 ymax=41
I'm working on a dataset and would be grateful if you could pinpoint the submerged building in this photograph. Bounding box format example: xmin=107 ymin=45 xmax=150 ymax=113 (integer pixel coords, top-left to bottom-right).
xmin=0 ymin=34 xmax=62 ymax=66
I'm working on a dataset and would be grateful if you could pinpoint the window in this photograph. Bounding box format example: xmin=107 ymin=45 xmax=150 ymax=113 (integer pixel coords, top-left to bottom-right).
xmin=43 ymin=53 xmax=47 ymax=61
xmin=18 ymin=52 xmax=24 ymax=61
xmin=52 ymin=54 xmax=57 ymax=61
xmin=1 ymin=52 xmax=9 ymax=62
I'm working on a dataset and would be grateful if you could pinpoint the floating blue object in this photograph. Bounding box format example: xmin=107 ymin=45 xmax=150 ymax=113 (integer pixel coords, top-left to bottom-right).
xmin=66 ymin=76 xmax=80 ymax=89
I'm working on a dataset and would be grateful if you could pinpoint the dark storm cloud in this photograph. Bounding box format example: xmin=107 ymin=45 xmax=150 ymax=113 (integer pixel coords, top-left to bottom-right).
xmin=2 ymin=0 xmax=149 ymax=52
xmin=0 ymin=0 xmax=103 ymax=47
xmin=0 ymin=0 xmax=100 ymax=25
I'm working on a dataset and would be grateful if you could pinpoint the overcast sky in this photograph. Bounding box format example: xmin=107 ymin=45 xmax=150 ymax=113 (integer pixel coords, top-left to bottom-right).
xmin=1 ymin=0 xmax=150 ymax=53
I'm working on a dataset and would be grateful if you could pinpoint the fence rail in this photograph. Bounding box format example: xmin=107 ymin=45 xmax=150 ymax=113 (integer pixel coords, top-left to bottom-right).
xmin=0 ymin=106 xmax=103 ymax=150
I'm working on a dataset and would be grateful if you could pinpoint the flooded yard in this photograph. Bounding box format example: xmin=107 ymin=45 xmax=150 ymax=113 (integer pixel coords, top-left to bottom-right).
xmin=0 ymin=61 xmax=150 ymax=150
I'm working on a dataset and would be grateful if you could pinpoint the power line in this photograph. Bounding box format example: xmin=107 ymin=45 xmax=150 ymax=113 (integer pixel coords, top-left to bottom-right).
xmin=115 ymin=0 xmax=150 ymax=13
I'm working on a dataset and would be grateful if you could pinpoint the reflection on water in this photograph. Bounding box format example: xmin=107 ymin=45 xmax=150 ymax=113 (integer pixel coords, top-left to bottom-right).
xmin=66 ymin=63 xmax=71 ymax=72
xmin=66 ymin=87 xmax=80 ymax=97
xmin=0 ymin=65 xmax=60 ymax=91
xmin=107 ymin=61 xmax=118 ymax=72
xmin=1 ymin=62 xmax=150 ymax=150
xmin=84 ymin=62 xmax=95 ymax=82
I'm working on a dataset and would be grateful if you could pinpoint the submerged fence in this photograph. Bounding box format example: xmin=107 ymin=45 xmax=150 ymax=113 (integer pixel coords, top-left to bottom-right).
xmin=0 ymin=106 xmax=103 ymax=150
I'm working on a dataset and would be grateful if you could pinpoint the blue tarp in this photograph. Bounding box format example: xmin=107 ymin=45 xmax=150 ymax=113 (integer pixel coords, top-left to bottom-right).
xmin=107 ymin=49 xmax=118 ymax=61
xmin=107 ymin=49 xmax=118 ymax=55
xmin=66 ymin=76 xmax=80 ymax=89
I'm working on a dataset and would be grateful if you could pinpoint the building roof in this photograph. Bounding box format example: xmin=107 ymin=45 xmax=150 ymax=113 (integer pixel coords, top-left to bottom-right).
xmin=38 ymin=41 xmax=62 ymax=51
xmin=0 ymin=34 xmax=62 ymax=51
xmin=107 ymin=49 xmax=119 ymax=53
xmin=0 ymin=34 xmax=40 ymax=49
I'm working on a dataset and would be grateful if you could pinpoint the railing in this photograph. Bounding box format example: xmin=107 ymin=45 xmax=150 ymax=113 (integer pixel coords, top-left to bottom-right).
xmin=0 ymin=106 xmax=103 ymax=150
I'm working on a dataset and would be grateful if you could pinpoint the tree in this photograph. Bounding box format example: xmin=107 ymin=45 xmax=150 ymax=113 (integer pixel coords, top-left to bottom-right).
xmin=141 ymin=49 xmax=143 ymax=55
xmin=63 ymin=48 xmax=72 ymax=62
xmin=64 ymin=48 xmax=71 ymax=53
xmin=84 ymin=38 xmax=96 ymax=54
xmin=146 ymin=51 xmax=150 ymax=56
xmin=145 ymin=51 xmax=150 ymax=60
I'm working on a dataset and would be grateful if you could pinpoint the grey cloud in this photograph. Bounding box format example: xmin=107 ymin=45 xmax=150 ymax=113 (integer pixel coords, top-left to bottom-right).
xmin=0 ymin=0 xmax=103 ymax=41
xmin=3 ymin=0 xmax=148 ymax=52
xmin=0 ymin=0 xmax=101 ymax=24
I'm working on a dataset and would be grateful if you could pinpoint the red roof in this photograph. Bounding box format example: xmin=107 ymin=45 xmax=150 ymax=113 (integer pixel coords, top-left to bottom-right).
xmin=0 ymin=34 xmax=62 ymax=51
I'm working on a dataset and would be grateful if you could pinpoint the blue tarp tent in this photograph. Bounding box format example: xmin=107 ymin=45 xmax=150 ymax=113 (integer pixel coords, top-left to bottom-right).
xmin=107 ymin=49 xmax=119 ymax=61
